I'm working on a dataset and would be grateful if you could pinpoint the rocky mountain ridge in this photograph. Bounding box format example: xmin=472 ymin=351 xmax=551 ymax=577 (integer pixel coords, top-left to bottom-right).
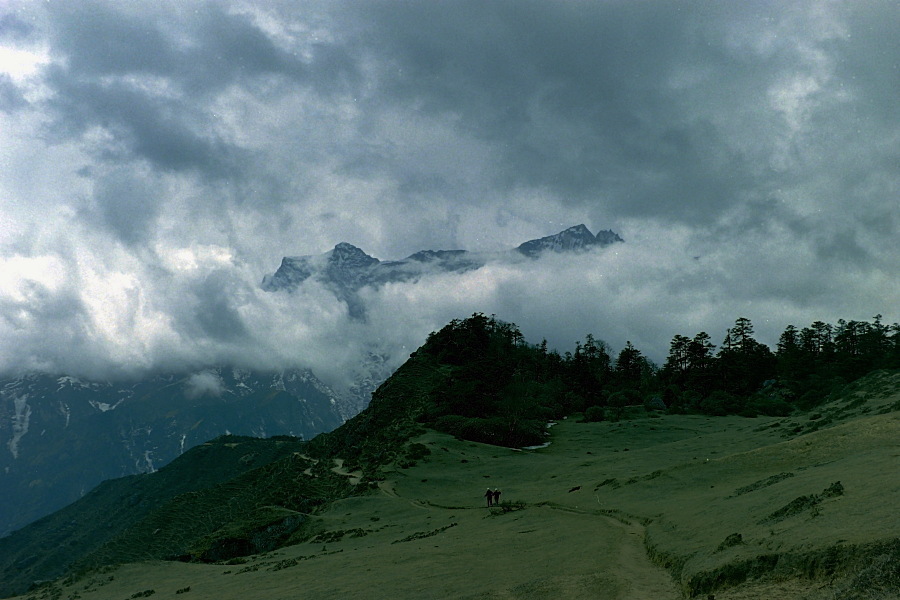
xmin=261 ymin=225 xmax=623 ymax=314
xmin=516 ymin=224 xmax=623 ymax=257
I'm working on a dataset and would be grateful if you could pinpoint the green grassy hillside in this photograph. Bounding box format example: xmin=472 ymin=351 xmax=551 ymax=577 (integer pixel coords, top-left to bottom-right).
xmin=11 ymin=370 xmax=900 ymax=600
xmin=0 ymin=435 xmax=308 ymax=598
xmin=2 ymin=315 xmax=897 ymax=599
xmin=0 ymin=344 xmax=453 ymax=598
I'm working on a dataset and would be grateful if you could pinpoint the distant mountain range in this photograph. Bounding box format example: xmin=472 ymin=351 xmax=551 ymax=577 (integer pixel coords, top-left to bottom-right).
xmin=262 ymin=224 xmax=622 ymax=317
xmin=0 ymin=369 xmax=342 ymax=537
xmin=515 ymin=224 xmax=623 ymax=257
xmin=0 ymin=224 xmax=623 ymax=537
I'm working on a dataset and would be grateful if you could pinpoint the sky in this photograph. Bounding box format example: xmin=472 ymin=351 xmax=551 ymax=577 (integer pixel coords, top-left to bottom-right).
xmin=0 ymin=0 xmax=897 ymax=387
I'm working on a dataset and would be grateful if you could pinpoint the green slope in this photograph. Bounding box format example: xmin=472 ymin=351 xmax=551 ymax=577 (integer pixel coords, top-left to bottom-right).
xmin=0 ymin=435 xmax=306 ymax=597
xmin=13 ymin=370 xmax=898 ymax=600
xmin=2 ymin=315 xmax=898 ymax=599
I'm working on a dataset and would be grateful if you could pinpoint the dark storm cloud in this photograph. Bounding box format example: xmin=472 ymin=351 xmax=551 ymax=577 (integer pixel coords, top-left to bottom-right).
xmin=342 ymin=0 xmax=782 ymax=223
xmin=40 ymin=1 xmax=358 ymax=178
xmin=85 ymin=169 xmax=161 ymax=246
xmin=0 ymin=1 xmax=896 ymax=385
xmin=831 ymin=2 xmax=900 ymax=126
xmin=0 ymin=277 xmax=83 ymax=336
xmin=0 ymin=267 xmax=98 ymax=376
xmin=186 ymin=269 xmax=250 ymax=343
xmin=0 ymin=73 xmax=25 ymax=112
xmin=0 ymin=13 xmax=33 ymax=40
xmin=44 ymin=66 xmax=244 ymax=176
xmin=47 ymin=2 xmax=301 ymax=91
xmin=47 ymin=3 xmax=180 ymax=79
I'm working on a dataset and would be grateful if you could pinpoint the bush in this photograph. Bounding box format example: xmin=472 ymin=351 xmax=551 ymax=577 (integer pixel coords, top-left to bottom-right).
xmin=607 ymin=391 xmax=638 ymax=420
xmin=431 ymin=415 xmax=546 ymax=448
xmin=405 ymin=443 xmax=431 ymax=460
xmin=583 ymin=405 xmax=605 ymax=422
xmin=667 ymin=390 xmax=701 ymax=414
xmin=743 ymin=393 xmax=793 ymax=417
xmin=699 ymin=390 xmax=740 ymax=416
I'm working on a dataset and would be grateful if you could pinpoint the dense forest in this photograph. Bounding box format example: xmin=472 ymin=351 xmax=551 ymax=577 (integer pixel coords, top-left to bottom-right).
xmin=414 ymin=313 xmax=900 ymax=447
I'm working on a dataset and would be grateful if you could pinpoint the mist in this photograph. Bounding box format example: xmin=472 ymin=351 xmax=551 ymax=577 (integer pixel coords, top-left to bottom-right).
xmin=0 ymin=1 xmax=896 ymax=387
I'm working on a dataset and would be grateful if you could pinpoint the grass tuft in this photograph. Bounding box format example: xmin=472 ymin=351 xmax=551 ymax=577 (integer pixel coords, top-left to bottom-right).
xmin=489 ymin=501 xmax=527 ymax=516
xmin=829 ymin=539 xmax=900 ymax=600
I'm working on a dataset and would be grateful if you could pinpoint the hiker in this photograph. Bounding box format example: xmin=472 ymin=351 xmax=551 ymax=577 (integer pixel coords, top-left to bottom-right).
xmin=484 ymin=488 xmax=493 ymax=507
xmin=493 ymin=489 xmax=501 ymax=505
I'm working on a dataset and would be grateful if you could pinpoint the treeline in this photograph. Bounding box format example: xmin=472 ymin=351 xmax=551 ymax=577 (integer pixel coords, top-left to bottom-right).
xmin=660 ymin=315 xmax=898 ymax=415
xmin=415 ymin=313 xmax=899 ymax=446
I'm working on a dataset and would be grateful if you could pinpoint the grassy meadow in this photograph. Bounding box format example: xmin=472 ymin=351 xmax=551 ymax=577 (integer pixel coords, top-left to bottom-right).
xmin=15 ymin=371 xmax=900 ymax=600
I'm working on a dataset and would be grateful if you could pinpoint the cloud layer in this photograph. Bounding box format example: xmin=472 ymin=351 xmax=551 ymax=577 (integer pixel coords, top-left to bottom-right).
xmin=0 ymin=1 xmax=897 ymax=387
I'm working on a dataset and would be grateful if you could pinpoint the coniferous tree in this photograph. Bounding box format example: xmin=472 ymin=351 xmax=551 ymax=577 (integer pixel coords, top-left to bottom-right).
xmin=717 ymin=317 xmax=776 ymax=398
xmin=664 ymin=335 xmax=692 ymax=378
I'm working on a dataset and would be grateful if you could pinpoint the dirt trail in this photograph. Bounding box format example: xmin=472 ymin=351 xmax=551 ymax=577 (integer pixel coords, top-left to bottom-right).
xmin=380 ymin=480 xmax=679 ymax=599
xmin=536 ymin=503 xmax=680 ymax=600
xmin=609 ymin=518 xmax=680 ymax=600
xmin=330 ymin=457 xmax=362 ymax=484
xmin=378 ymin=481 xmax=436 ymax=510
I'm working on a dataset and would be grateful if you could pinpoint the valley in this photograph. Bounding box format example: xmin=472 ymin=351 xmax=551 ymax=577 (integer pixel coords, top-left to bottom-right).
xmin=15 ymin=370 xmax=899 ymax=600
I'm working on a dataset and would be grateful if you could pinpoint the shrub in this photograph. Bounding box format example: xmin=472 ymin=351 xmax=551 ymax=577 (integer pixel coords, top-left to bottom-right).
xmin=716 ymin=533 xmax=744 ymax=552
xmin=489 ymin=500 xmax=526 ymax=516
xmin=745 ymin=394 xmax=793 ymax=417
xmin=405 ymin=443 xmax=431 ymax=460
xmin=699 ymin=390 xmax=740 ymax=416
xmin=583 ymin=405 xmax=605 ymax=422
xmin=431 ymin=415 xmax=545 ymax=448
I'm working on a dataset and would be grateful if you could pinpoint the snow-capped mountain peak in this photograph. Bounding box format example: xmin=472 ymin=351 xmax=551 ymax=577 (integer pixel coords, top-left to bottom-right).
xmin=515 ymin=224 xmax=623 ymax=257
xmin=328 ymin=243 xmax=380 ymax=270
xmin=262 ymin=224 xmax=624 ymax=295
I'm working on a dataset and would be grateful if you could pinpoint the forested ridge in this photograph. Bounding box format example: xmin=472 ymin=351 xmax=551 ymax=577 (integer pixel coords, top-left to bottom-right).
xmin=412 ymin=313 xmax=900 ymax=446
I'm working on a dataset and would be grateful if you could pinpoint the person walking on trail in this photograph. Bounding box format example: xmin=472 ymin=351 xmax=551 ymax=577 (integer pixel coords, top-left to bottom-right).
xmin=484 ymin=488 xmax=493 ymax=507
xmin=493 ymin=489 xmax=501 ymax=505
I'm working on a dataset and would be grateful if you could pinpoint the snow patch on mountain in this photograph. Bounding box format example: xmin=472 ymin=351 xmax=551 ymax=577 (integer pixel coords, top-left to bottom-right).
xmin=89 ymin=398 xmax=126 ymax=412
xmin=141 ymin=450 xmax=156 ymax=473
xmin=6 ymin=393 xmax=31 ymax=459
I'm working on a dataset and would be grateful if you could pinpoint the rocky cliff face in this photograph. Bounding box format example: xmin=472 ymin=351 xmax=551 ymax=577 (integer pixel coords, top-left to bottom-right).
xmin=262 ymin=242 xmax=484 ymax=319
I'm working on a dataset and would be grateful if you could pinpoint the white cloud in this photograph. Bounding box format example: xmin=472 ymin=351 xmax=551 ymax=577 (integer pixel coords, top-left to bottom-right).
xmin=0 ymin=0 xmax=895 ymax=385
xmin=185 ymin=370 xmax=225 ymax=399
xmin=0 ymin=46 xmax=47 ymax=82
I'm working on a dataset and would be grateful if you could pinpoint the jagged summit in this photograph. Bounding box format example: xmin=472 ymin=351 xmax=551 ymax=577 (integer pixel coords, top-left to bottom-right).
xmin=405 ymin=249 xmax=469 ymax=263
xmin=328 ymin=243 xmax=380 ymax=270
xmin=594 ymin=229 xmax=625 ymax=246
xmin=261 ymin=225 xmax=624 ymax=298
xmin=515 ymin=224 xmax=623 ymax=258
